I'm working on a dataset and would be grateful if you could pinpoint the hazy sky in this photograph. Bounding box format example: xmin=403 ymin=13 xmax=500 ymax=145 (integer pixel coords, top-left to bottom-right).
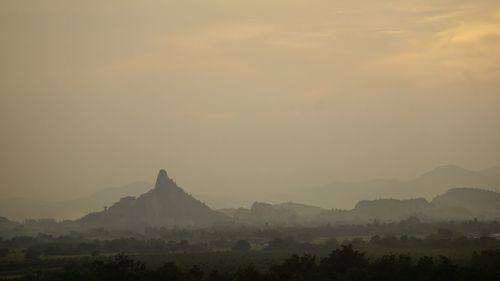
xmin=1 ymin=0 xmax=499 ymax=205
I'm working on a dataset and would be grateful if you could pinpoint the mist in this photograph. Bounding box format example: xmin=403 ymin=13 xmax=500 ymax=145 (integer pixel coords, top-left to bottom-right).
xmin=1 ymin=0 xmax=500 ymax=211
xmin=2 ymin=3 xmax=500 ymax=280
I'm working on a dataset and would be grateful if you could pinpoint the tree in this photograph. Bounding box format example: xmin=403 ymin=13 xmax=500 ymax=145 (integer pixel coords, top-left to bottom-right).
xmin=320 ymin=244 xmax=369 ymax=280
xmin=207 ymin=269 xmax=231 ymax=281
xmin=188 ymin=265 xmax=204 ymax=281
xmin=91 ymin=253 xmax=146 ymax=281
xmin=232 ymin=240 xmax=251 ymax=252
xmin=270 ymin=254 xmax=317 ymax=281
xmin=24 ymin=248 xmax=41 ymax=260
xmin=179 ymin=240 xmax=190 ymax=252
xmin=235 ymin=265 xmax=262 ymax=281
xmin=156 ymin=262 xmax=182 ymax=281
xmin=0 ymin=248 xmax=10 ymax=257
xmin=370 ymin=254 xmax=413 ymax=281
xmin=324 ymin=238 xmax=340 ymax=250
xmin=437 ymin=228 xmax=453 ymax=239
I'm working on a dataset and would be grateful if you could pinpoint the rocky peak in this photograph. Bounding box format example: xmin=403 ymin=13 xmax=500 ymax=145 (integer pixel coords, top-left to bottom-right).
xmin=154 ymin=169 xmax=174 ymax=190
xmin=78 ymin=169 xmax=228 ymax=229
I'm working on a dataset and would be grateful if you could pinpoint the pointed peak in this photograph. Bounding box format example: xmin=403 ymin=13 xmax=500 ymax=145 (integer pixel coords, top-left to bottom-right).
xmin=433 ymin=164 xmax=468 ymax=172
xmin=155 ymin=169 xmax=172 ymax=190
xmin=158 ymin=169 xmax=168 ymax=178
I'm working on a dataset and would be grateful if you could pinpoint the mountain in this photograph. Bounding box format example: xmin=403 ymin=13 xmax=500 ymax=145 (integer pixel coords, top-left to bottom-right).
xmin=0 ymin=182 xmax=152 ymax=221
xmin=221 ymin=187 xmax=500 ymax=225
xmin=320 ymin=187 xmax=500 ymax=223
xmin=3 ymin=164 xmax=498 ymax=221
xmin=480 ymin=166 xmax=500 ymax=182
xmin=67 ymin=181 xmax=152 ymax=218
xmin=410 ymin=165 xmax=496 ymax=198
xmin=78 ymin=170 xmax=228 ymax=229
xmin=280 ymin=165 xmax=500 ymax=209
xmin=3 ymin=186 xmax=500 ymax=234
xmin=432 ymin=188 xmax=500 ymax=219
xmin=344 ymin=188 xmax=500 ymax=222
xmin=352 ymin=198 xmax=432 ymax=221
xmin=0 ymin=198 xmax=60 ymax=221
xmin=219 ymin=201 xmax=327 ymax=225
xmin=0 ymin=216 xmax=19 ymax=230
xmin=282 ymin=179 xmax=403 ymax=210
xmin=276 ymin=202 xmax=326 ymax=218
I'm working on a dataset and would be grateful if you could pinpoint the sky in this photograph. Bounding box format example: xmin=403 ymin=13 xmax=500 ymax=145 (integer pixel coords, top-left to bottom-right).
xmin=1 ymin=0 xmax=499 ymax=206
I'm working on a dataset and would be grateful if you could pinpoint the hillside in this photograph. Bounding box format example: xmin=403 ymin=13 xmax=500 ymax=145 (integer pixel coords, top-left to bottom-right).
xmin=3 ymin=164 xmax=498 ymax=221
xmin=0 ymin=182 xmax=151 ymax=221
xmin=78 ymin=170 xmax=228 ymax=229
xmin=280 ymin=165 xmax=500 ymax=209
xmin=0 ymin=216 xmax=18 ymax=230
xmin=219 ymin=201 xmax=327 ymax=225
xmin=222 ymin=188 xmax=500 ymax=225
xmin=432 ymin=188 xmax=500 ymax=219
xmin=352 ymin=198 xmax=432 ymax=221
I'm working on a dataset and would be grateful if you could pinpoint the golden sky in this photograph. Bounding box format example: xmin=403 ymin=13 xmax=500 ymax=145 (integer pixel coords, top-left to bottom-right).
xmin=1 ymin=0 xmax=499 ymax=206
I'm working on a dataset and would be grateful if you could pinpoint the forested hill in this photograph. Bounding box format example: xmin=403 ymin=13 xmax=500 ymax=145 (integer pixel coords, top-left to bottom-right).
xmin=78 ymin=170 xmax=228 ymax=230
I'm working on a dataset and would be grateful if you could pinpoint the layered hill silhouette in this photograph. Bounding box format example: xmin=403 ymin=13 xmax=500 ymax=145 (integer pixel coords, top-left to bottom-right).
xmin=280 ymin=164 xmax=500 ymax=209
xmin=2 ymin=164 xmax=499 ymax=221
xmin=0 ymin=182 xmax=152 ymax=221
xmin=0 ymin=216 xmax=18 ymax=230
xmin=219 ymin=202 xmax=326 ymax=225
xmin=431 ymin=188 xmax=500 ymax=218
xmin=220 ymin=188 xmax=500 ymax=225
xmin=0 ymin=174 xmax=499 ymax=234
xmin=78 ymin=170 xmax=228 ymax=230
xmin=1 ymin=165 xmax=500 ymax=232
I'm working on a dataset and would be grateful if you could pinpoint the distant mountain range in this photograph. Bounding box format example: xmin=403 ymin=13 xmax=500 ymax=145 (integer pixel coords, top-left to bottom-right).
xmin=221 ymin=188 xmax=500 ymax=225
xmin=0 ymin=169 xmax=500 ymax=234
xmin=0 ymin=182 xmax=152 ymax=220
xmin=0 ymin=164 xmax=499 ymax=225
xmin=78 ymin=170 xmax=227 ymax=230
xmin=280 ymin=164 xmax=500 ymax=209
xmin=218 ymin=202 xmax=326 ymax=225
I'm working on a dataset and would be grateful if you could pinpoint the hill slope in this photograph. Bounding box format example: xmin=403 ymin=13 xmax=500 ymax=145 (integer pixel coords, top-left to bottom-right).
xmin=222 ymin=188 xmax=500 ymax=225
xmin=432 ymin=188 xmax=500 ymax=219
xmin=78 ymin=170 xmax=228 ymax=229
xmin=280 ymin=165 xmax=500 ymax=209
xmin=218 ymin=201 xmax=326 ymax=225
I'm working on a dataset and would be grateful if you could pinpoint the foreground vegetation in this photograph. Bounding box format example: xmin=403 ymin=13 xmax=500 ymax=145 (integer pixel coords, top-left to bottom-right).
xmin=1 ymin=245 xmax=499 ymax=281
xmin=1 ymin=220 xmax=500 ymax=280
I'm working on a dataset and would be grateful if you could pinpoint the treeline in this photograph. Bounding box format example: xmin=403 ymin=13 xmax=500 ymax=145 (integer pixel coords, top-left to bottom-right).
xmin=7 ymin=246 xmax=500 ymax=281
xmin=2 ymin=232 xmax=500 ymax=259
xmin=3 ymin=218 xmax=500 ymax=243
xmin=143 ymin=218 xmax=500 ymax=239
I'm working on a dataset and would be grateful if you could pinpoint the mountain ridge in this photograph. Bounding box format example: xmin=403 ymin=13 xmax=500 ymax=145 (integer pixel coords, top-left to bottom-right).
xmin=1 ymin=164 xmax=499 ymax=222
xmin=0 ymin=181 xmax=152 ymax=221
xmin=278 ymin=164 xmax=500 ymax=209
xmin=78 ymin=170 xmax=228 ymax=230
xmin=220 ymin=187 xmax=500 ymax=225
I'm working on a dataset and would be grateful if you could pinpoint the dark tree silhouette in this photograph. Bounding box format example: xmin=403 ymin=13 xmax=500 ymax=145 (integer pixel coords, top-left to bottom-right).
xmin=232 ymin=240 xmax=251 ymax=252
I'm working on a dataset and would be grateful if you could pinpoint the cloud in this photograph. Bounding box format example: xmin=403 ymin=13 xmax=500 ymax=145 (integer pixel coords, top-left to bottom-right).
xmin=169 ymin=23 xmax=276 ymax=50
xmin=367 ymin=6 xmax=500 ymax=84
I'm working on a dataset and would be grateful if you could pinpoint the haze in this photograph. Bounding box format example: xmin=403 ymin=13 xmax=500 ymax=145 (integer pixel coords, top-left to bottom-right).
xmin=1 ymin=0 xmax=500 ymax=208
